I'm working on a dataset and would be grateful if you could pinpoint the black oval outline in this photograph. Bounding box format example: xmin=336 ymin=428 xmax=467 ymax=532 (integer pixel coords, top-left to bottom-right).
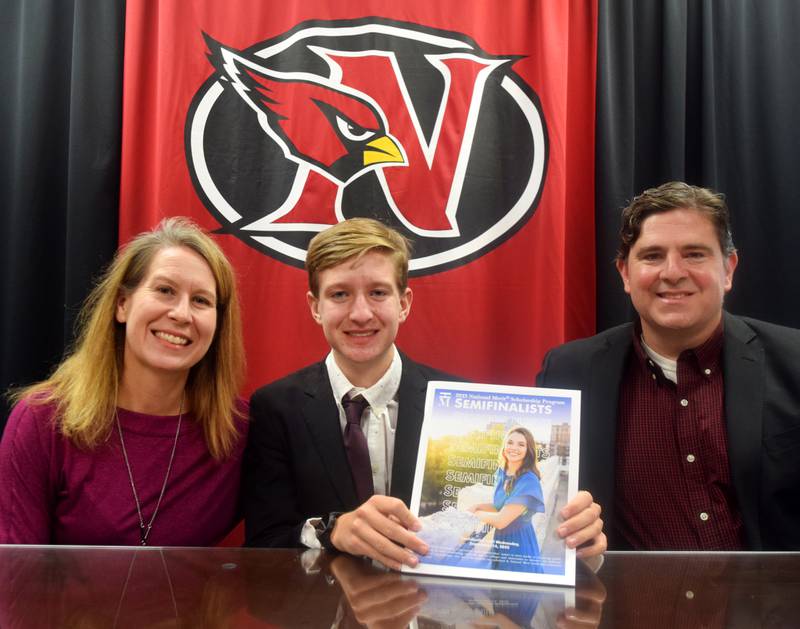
xmin=184 ymin=16 xmax=549 ymax=276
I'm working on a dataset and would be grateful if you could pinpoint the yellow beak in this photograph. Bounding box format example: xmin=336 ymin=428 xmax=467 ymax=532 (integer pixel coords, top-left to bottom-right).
xmin=363 ymin=135 xmax=405 ymax=166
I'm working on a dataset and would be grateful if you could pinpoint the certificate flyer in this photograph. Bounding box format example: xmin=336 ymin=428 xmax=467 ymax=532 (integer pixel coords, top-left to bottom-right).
xmin=403 ymin=382 xmax=581 ymax=586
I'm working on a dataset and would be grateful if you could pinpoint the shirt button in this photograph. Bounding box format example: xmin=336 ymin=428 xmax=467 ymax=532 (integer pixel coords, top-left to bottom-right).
xmin=680 ymin=398 xmax=689 ymax=407
xmin=686 ymin=454 xmax=696 ymax=463
xmin=685 ymin=590 xmax=695 ymax=599
xmin=700 ymin=512 xmax=709 ymax=521
xmin=651 ymin=373 xmax=657 ymax=380
xmin=704 ymin=368 xmax=711 ymax=375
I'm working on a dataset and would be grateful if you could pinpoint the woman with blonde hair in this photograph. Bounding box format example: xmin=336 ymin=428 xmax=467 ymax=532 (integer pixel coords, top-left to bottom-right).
xmin=0 ymin=217 xmax=247 ymax=546
xmin=469 ymin=426 xmax=545 ymax=573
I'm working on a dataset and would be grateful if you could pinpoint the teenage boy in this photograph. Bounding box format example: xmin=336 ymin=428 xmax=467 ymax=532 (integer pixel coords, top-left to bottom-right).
xmin=245 ymin=218 xmax=605 ymax=568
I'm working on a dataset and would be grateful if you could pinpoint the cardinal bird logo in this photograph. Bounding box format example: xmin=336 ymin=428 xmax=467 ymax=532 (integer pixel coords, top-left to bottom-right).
xmin=186 ymin=18 xmax=548 ymax=274
xmin=205 ymin=36 xmax=406 ymax=185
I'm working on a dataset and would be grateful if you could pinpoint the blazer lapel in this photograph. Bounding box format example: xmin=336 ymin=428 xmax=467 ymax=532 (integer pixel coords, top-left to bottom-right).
xmin=586 ymin=324 xmax=632 ymax=545
xmin=391 ymin=358 xmax=430 ymax=505
xmin=300 ymin=363 xmax=359 ymax=508
xmin=722 ymin=313 xmax=763 ymax=548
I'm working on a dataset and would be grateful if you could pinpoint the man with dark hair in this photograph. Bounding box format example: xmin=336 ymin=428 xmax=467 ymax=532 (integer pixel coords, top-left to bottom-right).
xmin=245 ymin=218 xmax=606 ymax=568
xmin=538 ymin=181 xmax=800 ymax=551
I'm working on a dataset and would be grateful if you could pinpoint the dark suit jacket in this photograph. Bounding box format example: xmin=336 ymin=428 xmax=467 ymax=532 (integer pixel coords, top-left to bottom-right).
xmin=536 ymin=312 xmax=800 ymax=550
xmin=243 ymin=354 xmax=456 ymax=548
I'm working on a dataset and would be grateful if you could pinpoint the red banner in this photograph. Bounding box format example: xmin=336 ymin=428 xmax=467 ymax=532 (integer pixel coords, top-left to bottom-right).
xmin=119 ymin=1 xmax=597 ymax=396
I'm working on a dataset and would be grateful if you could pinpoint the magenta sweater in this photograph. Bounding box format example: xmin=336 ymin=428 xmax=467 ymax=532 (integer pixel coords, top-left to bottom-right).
xmin=0 ymin=399 xmax=248 ymax=546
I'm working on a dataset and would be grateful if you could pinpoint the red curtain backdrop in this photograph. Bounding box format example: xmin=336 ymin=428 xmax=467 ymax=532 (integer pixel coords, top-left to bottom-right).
xmin=119 ymin=1 xmax=597 ymax=395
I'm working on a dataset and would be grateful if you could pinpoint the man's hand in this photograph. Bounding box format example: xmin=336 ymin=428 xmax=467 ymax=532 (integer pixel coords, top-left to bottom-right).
xmin=558 ymin=559 xmax=607 ymax=628
xmin=330 ymin=495 xmax=429 ymax=570
xmin=557 ymin=490 xmax=607 ymax=559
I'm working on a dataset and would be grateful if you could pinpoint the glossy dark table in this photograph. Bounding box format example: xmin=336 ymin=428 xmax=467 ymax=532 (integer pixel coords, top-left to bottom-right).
xmin=0 ymin=546 xmax=798 ymax=628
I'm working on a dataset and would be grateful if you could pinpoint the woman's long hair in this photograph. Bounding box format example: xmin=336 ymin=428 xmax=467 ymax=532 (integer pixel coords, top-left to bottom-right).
xmin=10 ymin=217 xmax=246 ymax=459
xmin=498 ymin=426 xmax=541 ymax=492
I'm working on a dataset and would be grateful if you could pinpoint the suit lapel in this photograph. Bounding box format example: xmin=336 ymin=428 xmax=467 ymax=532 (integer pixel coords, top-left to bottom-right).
xmin=300 ymin=363 xmax=358 ymax=508
xmin=391 ymin=358 xmax=430 ymax=505
xmin=722 ymin=313 xmax=763 ymax=548
xmin=586 ymin=325 xmax=632 ymax=545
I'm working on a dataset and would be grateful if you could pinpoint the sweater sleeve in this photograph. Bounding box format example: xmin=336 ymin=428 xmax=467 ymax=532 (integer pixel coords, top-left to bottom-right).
xmin=0 ymin=400 xmax=58 ymax=544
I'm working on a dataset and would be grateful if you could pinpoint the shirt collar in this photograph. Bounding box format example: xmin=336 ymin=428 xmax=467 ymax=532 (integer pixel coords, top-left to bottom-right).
xmin=690 ymin=320 xmax=725 ymax=367
xmin=631 ymin=319 xmax=724 ymax=382
xmin=640 ymin=336 xmax=678 ymax=383
xmin=325 ymin=346 xmax=403 ymax=411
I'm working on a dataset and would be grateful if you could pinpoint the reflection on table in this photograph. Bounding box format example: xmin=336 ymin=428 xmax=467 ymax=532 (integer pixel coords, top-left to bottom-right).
xmin=600 ymin=552 xmax=800 ymax=628
xmin=0 ymin=546 xmax=797 ymax=627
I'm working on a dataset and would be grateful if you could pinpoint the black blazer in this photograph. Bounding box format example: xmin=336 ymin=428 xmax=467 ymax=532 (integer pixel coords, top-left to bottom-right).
xmin=536 ymin=312 xmax=800 ymax=550
xmin=243 ymin=354 xmax=456 ymax=548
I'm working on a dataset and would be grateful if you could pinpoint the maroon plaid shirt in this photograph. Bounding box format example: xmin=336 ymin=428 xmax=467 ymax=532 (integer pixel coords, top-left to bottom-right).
xmin=614 ymin=323 xmax=745 ymax=550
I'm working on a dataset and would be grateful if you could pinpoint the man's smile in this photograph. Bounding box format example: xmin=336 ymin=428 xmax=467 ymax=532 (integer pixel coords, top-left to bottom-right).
xmin=656 ymin=290 xmax=694 ymax=300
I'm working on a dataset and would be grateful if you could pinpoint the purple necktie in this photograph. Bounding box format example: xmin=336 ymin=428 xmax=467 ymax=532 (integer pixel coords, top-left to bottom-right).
xmin=342 ymin=395 xmax=374 ymax=503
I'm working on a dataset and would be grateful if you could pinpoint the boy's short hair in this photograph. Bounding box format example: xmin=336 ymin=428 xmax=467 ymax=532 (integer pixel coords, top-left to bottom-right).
xmin=306 ymin=218 xmax=411 ymax=295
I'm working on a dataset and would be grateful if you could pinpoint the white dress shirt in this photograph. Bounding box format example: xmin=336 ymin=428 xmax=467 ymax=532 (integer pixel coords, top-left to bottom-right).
xmin=300 ymin=347 xmax=403 ymax=548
